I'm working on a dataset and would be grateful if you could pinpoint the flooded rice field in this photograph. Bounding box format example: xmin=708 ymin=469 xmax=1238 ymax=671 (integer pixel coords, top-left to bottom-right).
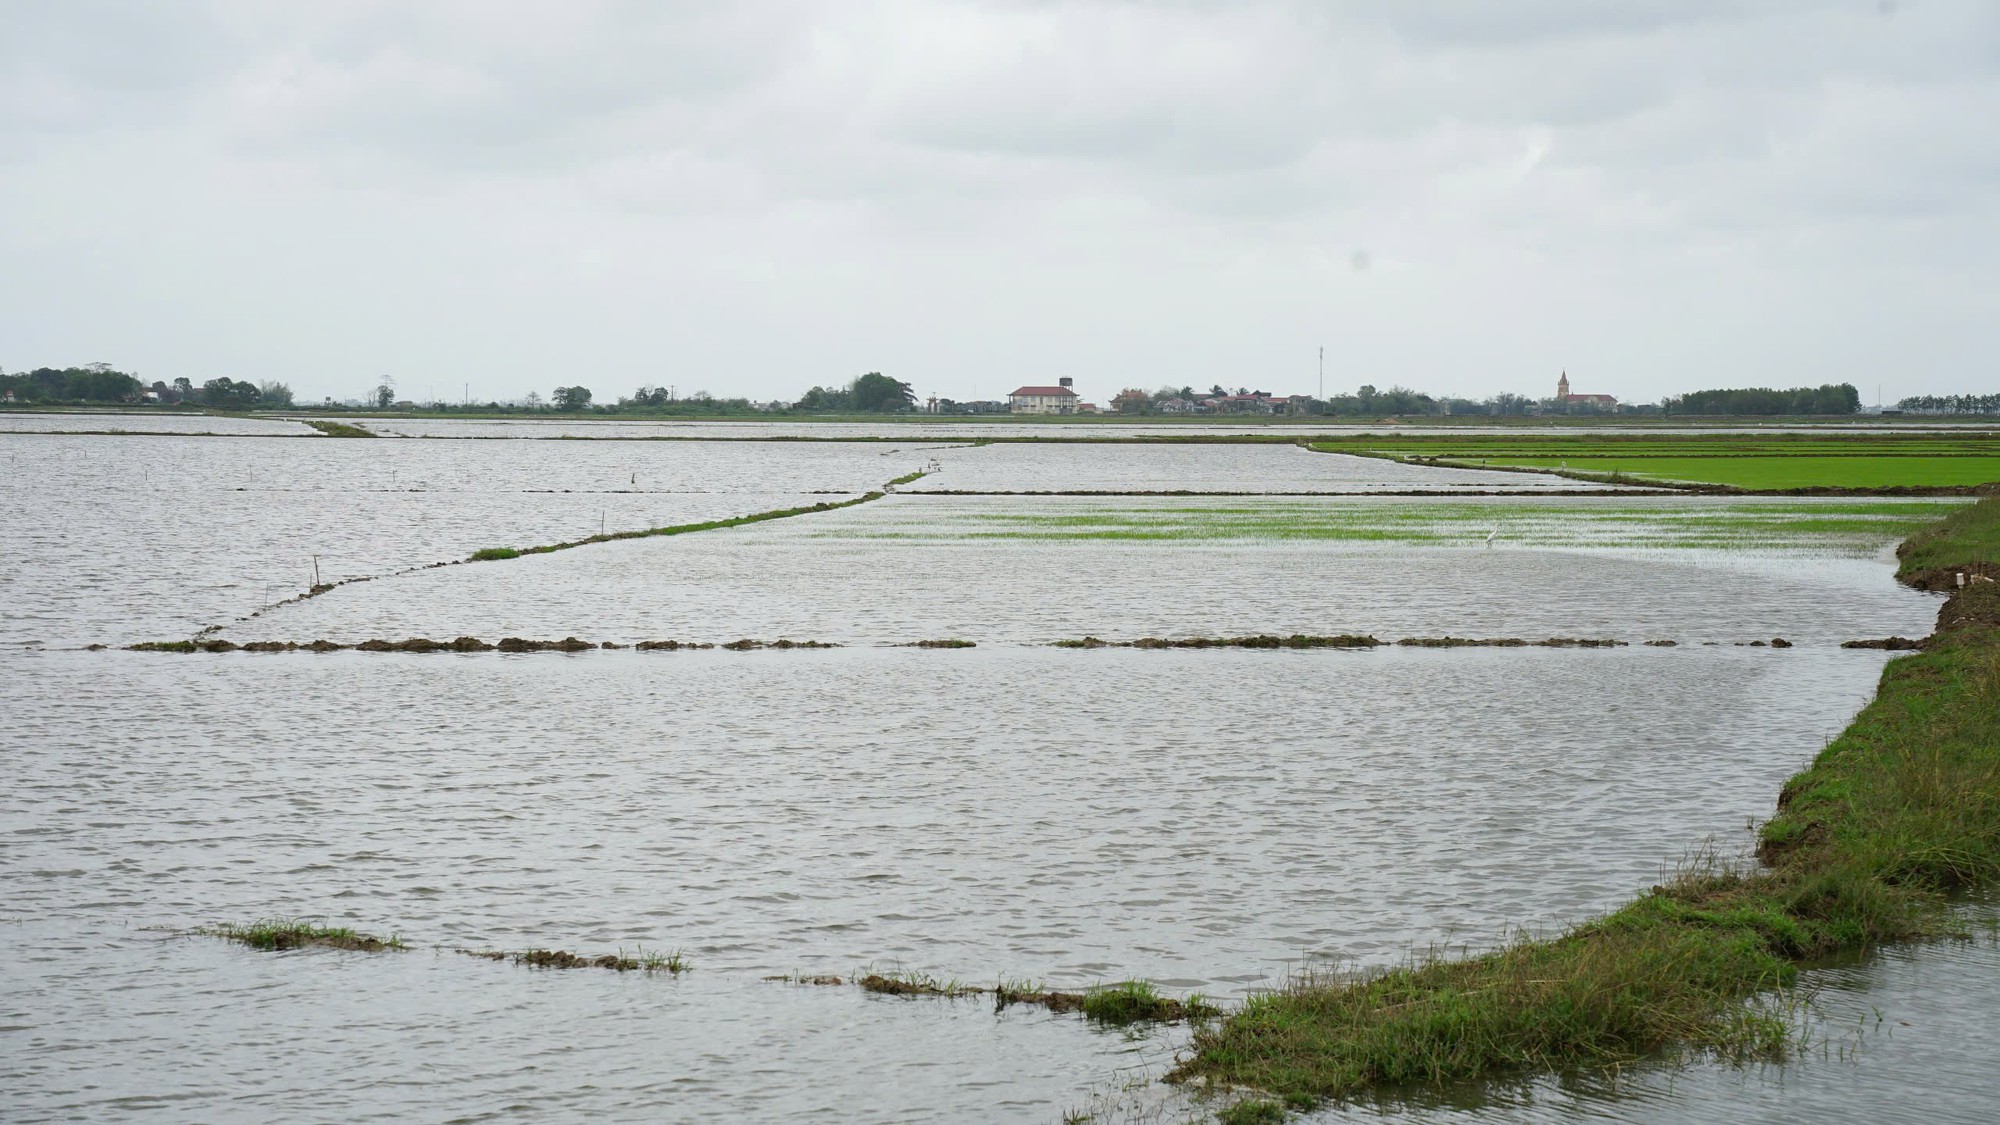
xmin=907 ymin=442 xmax=1619 ymax=493
xmin=0 ymin=435 xmax=909 ymax=647
xmin=0 ymin=431 xmax=1982 ymax=1122
xmin=220 ymin=493 xmax=1946 ymax=648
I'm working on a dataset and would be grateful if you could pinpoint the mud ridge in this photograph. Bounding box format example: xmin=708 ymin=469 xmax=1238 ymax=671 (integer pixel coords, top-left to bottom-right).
xmin=123 ymin=636 xmax=841 ymax=654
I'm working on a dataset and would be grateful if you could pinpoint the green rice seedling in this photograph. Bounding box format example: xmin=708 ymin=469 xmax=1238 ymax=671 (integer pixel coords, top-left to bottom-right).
xmin=636 ymin=948 xmax=692 ymax=974
xmin=469 ymin=547 xmax=521 ymax=561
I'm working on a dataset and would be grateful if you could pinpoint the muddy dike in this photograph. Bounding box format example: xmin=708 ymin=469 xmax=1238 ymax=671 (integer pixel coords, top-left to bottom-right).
xmin=462 ymin=948 xmax=690 ymax=974
xmin=1395 ymin=636 xmax=1628 ymax=648
xmin=1170 ymin=495 xmax=2000 ymax=1119
xmin=462 ymin=485 xmax=905 ymax=564
xmin=1055 ymin=634 xmax=1381 ymax=649
xmin=1052 ymin=635 xmax=1692 ymax=650
xmin=1842 ymin=637 xmax=1927 ymax=650
xmin=791 ymin=973 xmax=1216 ymax=1026
xmin=123 ymin=637 xmax=841 ymax=654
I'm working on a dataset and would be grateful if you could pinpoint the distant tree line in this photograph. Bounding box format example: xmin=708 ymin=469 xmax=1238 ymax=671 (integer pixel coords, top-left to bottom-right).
xmin=1896 ymin=393 xmax=2000 ymax=415
xmin=1663 ymin=384 xmax=1859 ymax=416
xmin=2 ymin=363 xmax=144 ymax=403
xmin=1113 ymin=383 xmax=1643 ymax=418
xmin=2 ymin=364 xmax=292 ymax=408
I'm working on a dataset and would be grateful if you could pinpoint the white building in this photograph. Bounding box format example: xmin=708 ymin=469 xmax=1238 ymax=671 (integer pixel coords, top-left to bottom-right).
xmin=1008 ymin=378 xmax=1081 ymax=414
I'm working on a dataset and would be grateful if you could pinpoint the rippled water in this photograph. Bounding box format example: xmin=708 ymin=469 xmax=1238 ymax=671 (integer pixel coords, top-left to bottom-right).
xmin=0 ymin=434 xmax=914 ymax=646
xmin=0 ymin=645 xmax=1896 ymax=1122
xmin=0 ymin=433 xmax=1977 ymax=1123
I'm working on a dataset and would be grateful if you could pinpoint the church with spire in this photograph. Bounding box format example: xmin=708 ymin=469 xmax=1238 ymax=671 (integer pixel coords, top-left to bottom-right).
xmin=1555 ymin=370 xmax=1617 ymax=411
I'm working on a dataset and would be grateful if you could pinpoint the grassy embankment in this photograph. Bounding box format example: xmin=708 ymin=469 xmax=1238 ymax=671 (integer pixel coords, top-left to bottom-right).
xmin=465 ymin=473 xmax=924 ymax=562
xmin=1171 ymin=497 xmax=2000 ymax=1121
xmin=465 ymin=492 xmax=887 ymax=561
xmin=1310 ymin=433 xmax=2000 ymax=491
xmin=303 ymin=419 xmax=377 ymax=438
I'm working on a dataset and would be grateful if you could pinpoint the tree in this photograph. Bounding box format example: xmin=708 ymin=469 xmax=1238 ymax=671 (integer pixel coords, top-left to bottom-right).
xmin=373 ymin=378 xmax=396 ymax=409
xmin=850 ymin=372 xmax=915 ymax=413
xmin=200 ymin=377 xmax=260 ymax=409
xmin=795 ymin=384 xmax=851 ymax=411
xmin=257 ymin=381 xmax=295 ymax=407
xmin=66 ymin=366 xmax=142 ymax=401
xmin=552 ymin=385 xmax=593 ymax=410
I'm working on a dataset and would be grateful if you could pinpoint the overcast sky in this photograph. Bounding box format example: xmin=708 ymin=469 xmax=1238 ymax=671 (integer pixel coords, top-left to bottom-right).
xmin=2 ymin=1 xmax=1994 ymax=406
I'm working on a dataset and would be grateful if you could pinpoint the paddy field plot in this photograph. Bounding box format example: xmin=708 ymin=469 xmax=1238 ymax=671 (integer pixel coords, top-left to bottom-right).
xmin=218 ymin=494 xmax=1948 ymax=647
xmin=1311 ymin=432 xmax=2000 ymax=490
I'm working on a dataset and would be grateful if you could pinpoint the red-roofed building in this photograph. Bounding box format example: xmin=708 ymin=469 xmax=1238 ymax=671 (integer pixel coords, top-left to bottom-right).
xmin=1556 ymin=371 xmax=1618 ymax=411
xmin=1009 ymin=378 xmax=1081 ymax=414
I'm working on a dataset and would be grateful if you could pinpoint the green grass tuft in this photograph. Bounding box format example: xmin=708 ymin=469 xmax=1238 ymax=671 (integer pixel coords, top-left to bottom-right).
xmin=469 ymin=546 xmax=521 ymax=561
xmin=1081 ymin=980 xmax=1184 ymax=1025
xmin=207 ymin=918 xmax=404 ymax=952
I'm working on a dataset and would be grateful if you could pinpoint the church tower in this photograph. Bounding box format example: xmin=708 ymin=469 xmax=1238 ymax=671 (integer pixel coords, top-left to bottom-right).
xmin=1557 ymin=370 xmax=1570 ymax=398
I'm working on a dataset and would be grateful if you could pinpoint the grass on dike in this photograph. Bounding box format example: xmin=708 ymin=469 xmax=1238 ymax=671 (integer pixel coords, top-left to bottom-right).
xmin=1431 ymin=455 xmax=2000 ymax=490
xmin=1899 ymin=497 xmax=2000 ymax=576
xmin=1306 ymin=433 xmax=2000 ymax=489
xmin=1172 ymin=497 xmax=2000 ymax=1117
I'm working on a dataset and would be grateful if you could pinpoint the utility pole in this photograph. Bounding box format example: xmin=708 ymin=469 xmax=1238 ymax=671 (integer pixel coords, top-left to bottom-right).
xmin=1318 ymin=346 xmax=1324 ymax=401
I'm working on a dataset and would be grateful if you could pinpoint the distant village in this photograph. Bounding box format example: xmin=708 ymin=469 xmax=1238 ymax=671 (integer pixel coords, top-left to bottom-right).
xmin=932 ymin=371 xmax=1633 ymax=417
